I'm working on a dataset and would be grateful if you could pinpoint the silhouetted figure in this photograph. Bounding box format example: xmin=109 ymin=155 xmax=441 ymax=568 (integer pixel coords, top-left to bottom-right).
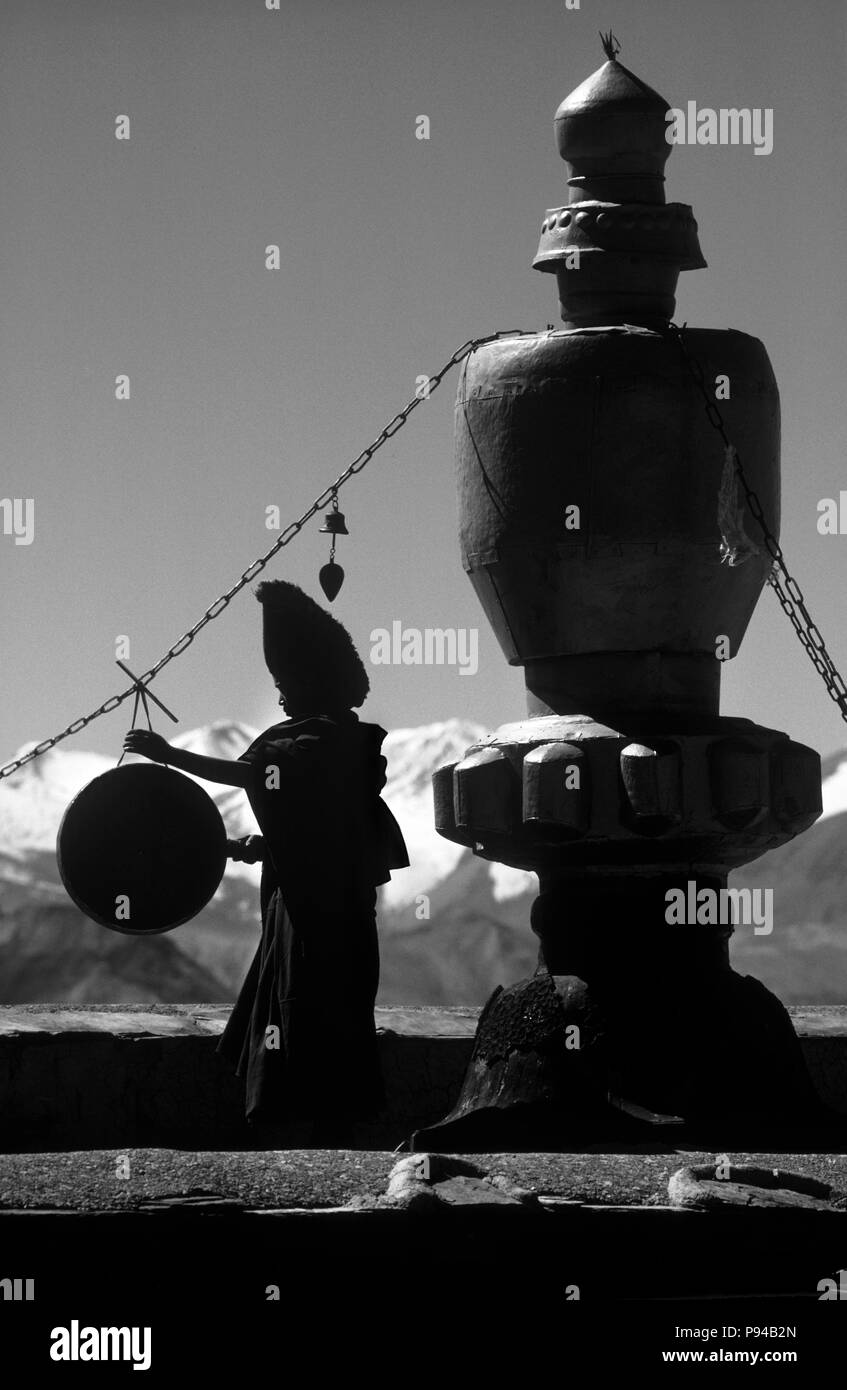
xmin=124 ymin=580 xmax=408 ymax=1145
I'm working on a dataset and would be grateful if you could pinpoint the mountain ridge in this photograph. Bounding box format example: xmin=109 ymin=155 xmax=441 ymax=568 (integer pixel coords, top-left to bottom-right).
xmin=0 ymin=718 xmax=845 ymax=1006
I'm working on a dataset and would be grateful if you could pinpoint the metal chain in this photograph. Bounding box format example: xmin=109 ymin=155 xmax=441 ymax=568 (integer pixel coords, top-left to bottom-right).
xmin=670 ymin=322 xmax=847 ymax=721
xmin=0 ymin=330 xmax=535 ymax=781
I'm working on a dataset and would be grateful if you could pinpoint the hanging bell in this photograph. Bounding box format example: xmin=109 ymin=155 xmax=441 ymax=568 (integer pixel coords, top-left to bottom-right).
xmin=318 ymin=494 xmax=349 ymax=536
xmin=318 ymin=491 xmax=348 ymax=600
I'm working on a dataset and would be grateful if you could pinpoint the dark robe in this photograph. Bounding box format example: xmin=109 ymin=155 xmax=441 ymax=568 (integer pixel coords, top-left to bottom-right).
xmin=217 ymin=709 xmax=409 ymax=1123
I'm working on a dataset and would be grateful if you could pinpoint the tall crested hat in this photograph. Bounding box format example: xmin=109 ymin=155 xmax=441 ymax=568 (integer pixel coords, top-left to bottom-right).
xmin=255 ymin=579 xmax=370 ymax=709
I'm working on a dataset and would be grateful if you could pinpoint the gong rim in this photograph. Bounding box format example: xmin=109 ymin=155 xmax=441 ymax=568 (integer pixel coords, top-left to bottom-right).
xmin=57 ymin=764 xmax=228 ymax=935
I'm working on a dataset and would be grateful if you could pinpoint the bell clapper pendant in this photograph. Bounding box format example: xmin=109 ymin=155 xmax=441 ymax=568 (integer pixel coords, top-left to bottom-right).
xmin=318 ymin=490 xmax=348 ymax=601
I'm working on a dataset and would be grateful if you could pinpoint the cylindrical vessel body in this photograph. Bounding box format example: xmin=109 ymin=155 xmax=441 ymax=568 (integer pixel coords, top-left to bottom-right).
xmin=455 ymin=327 xmax=779 ymax=665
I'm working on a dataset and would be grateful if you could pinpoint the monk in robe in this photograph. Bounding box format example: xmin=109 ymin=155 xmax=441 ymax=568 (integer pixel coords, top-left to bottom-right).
xmin=123 ymin=579 xmax=409 ymax=1145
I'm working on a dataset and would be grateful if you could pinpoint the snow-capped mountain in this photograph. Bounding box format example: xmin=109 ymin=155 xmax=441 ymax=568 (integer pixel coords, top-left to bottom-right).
xmin=0 ymin=722 xmax=265 ymax=1004
xmin=815 ymin=746 xmax=847 ymax=824
xmin=1 ymin=719 xmax=846 ymax=1006
xmin=0 ymin=718 xmax=538 ymax=1005
xmin=0 ymin=723 xmax=261 ymax=901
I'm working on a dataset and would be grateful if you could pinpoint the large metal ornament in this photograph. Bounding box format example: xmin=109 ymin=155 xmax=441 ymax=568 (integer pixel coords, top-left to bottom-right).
xmin=57 ymin=764 xmax=227 ymax=935
xmin=414 ymin=43 xmax=825 ymax=1152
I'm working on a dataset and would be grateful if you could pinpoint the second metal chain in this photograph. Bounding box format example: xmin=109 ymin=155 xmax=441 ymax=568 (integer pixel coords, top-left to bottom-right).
xmin=0 ymin=330 xmax=536 ymax=781
xmin=6 ymin=323 xmax=842 ymax=778
xmin=671 ymin=322 xmax=847 ymax=722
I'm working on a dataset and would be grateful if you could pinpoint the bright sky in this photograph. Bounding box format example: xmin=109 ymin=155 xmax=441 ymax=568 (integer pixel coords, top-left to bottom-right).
xmin=2 ymin=0 xmax=846 ymax=770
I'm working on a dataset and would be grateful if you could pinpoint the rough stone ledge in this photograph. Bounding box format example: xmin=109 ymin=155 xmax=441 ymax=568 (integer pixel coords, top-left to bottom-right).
xmin=0 ymin=1004 xmax=481 ymax=1036
xmin=4 ymin=1150 xmax=847 ymax=1310
xmin=0 ymin=1003 xmax=844 ymax=1036
xmin=2 ymin=1148 xmax=847 ymax=1213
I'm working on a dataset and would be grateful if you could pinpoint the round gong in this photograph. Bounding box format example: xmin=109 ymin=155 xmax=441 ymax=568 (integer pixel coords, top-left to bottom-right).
xmin=57 ymin=764 xmax=228 ymax=934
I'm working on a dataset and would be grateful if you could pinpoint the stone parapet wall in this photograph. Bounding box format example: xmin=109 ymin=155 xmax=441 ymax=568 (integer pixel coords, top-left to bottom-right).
xmin=0 ymin=1004 xmax=844 ymax=1152
xmin=0 ymin=1005 xmax=479 ymax=1151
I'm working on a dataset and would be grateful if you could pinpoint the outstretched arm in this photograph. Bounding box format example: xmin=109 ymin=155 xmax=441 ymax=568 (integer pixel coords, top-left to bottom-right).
xmin=122 ymin=729 xmax=253 ymax=789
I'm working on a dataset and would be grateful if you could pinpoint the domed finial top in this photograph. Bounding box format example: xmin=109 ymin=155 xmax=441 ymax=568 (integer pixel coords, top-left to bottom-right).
xmin=554 ymin=43 xmax=672 ymax=204
xmin=534 ymin=41 xmax=706 ymax=327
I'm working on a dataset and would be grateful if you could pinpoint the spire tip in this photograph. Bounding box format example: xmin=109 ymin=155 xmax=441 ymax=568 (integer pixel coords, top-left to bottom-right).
xmin=599 ymin=29 xmax=621 ymax=62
